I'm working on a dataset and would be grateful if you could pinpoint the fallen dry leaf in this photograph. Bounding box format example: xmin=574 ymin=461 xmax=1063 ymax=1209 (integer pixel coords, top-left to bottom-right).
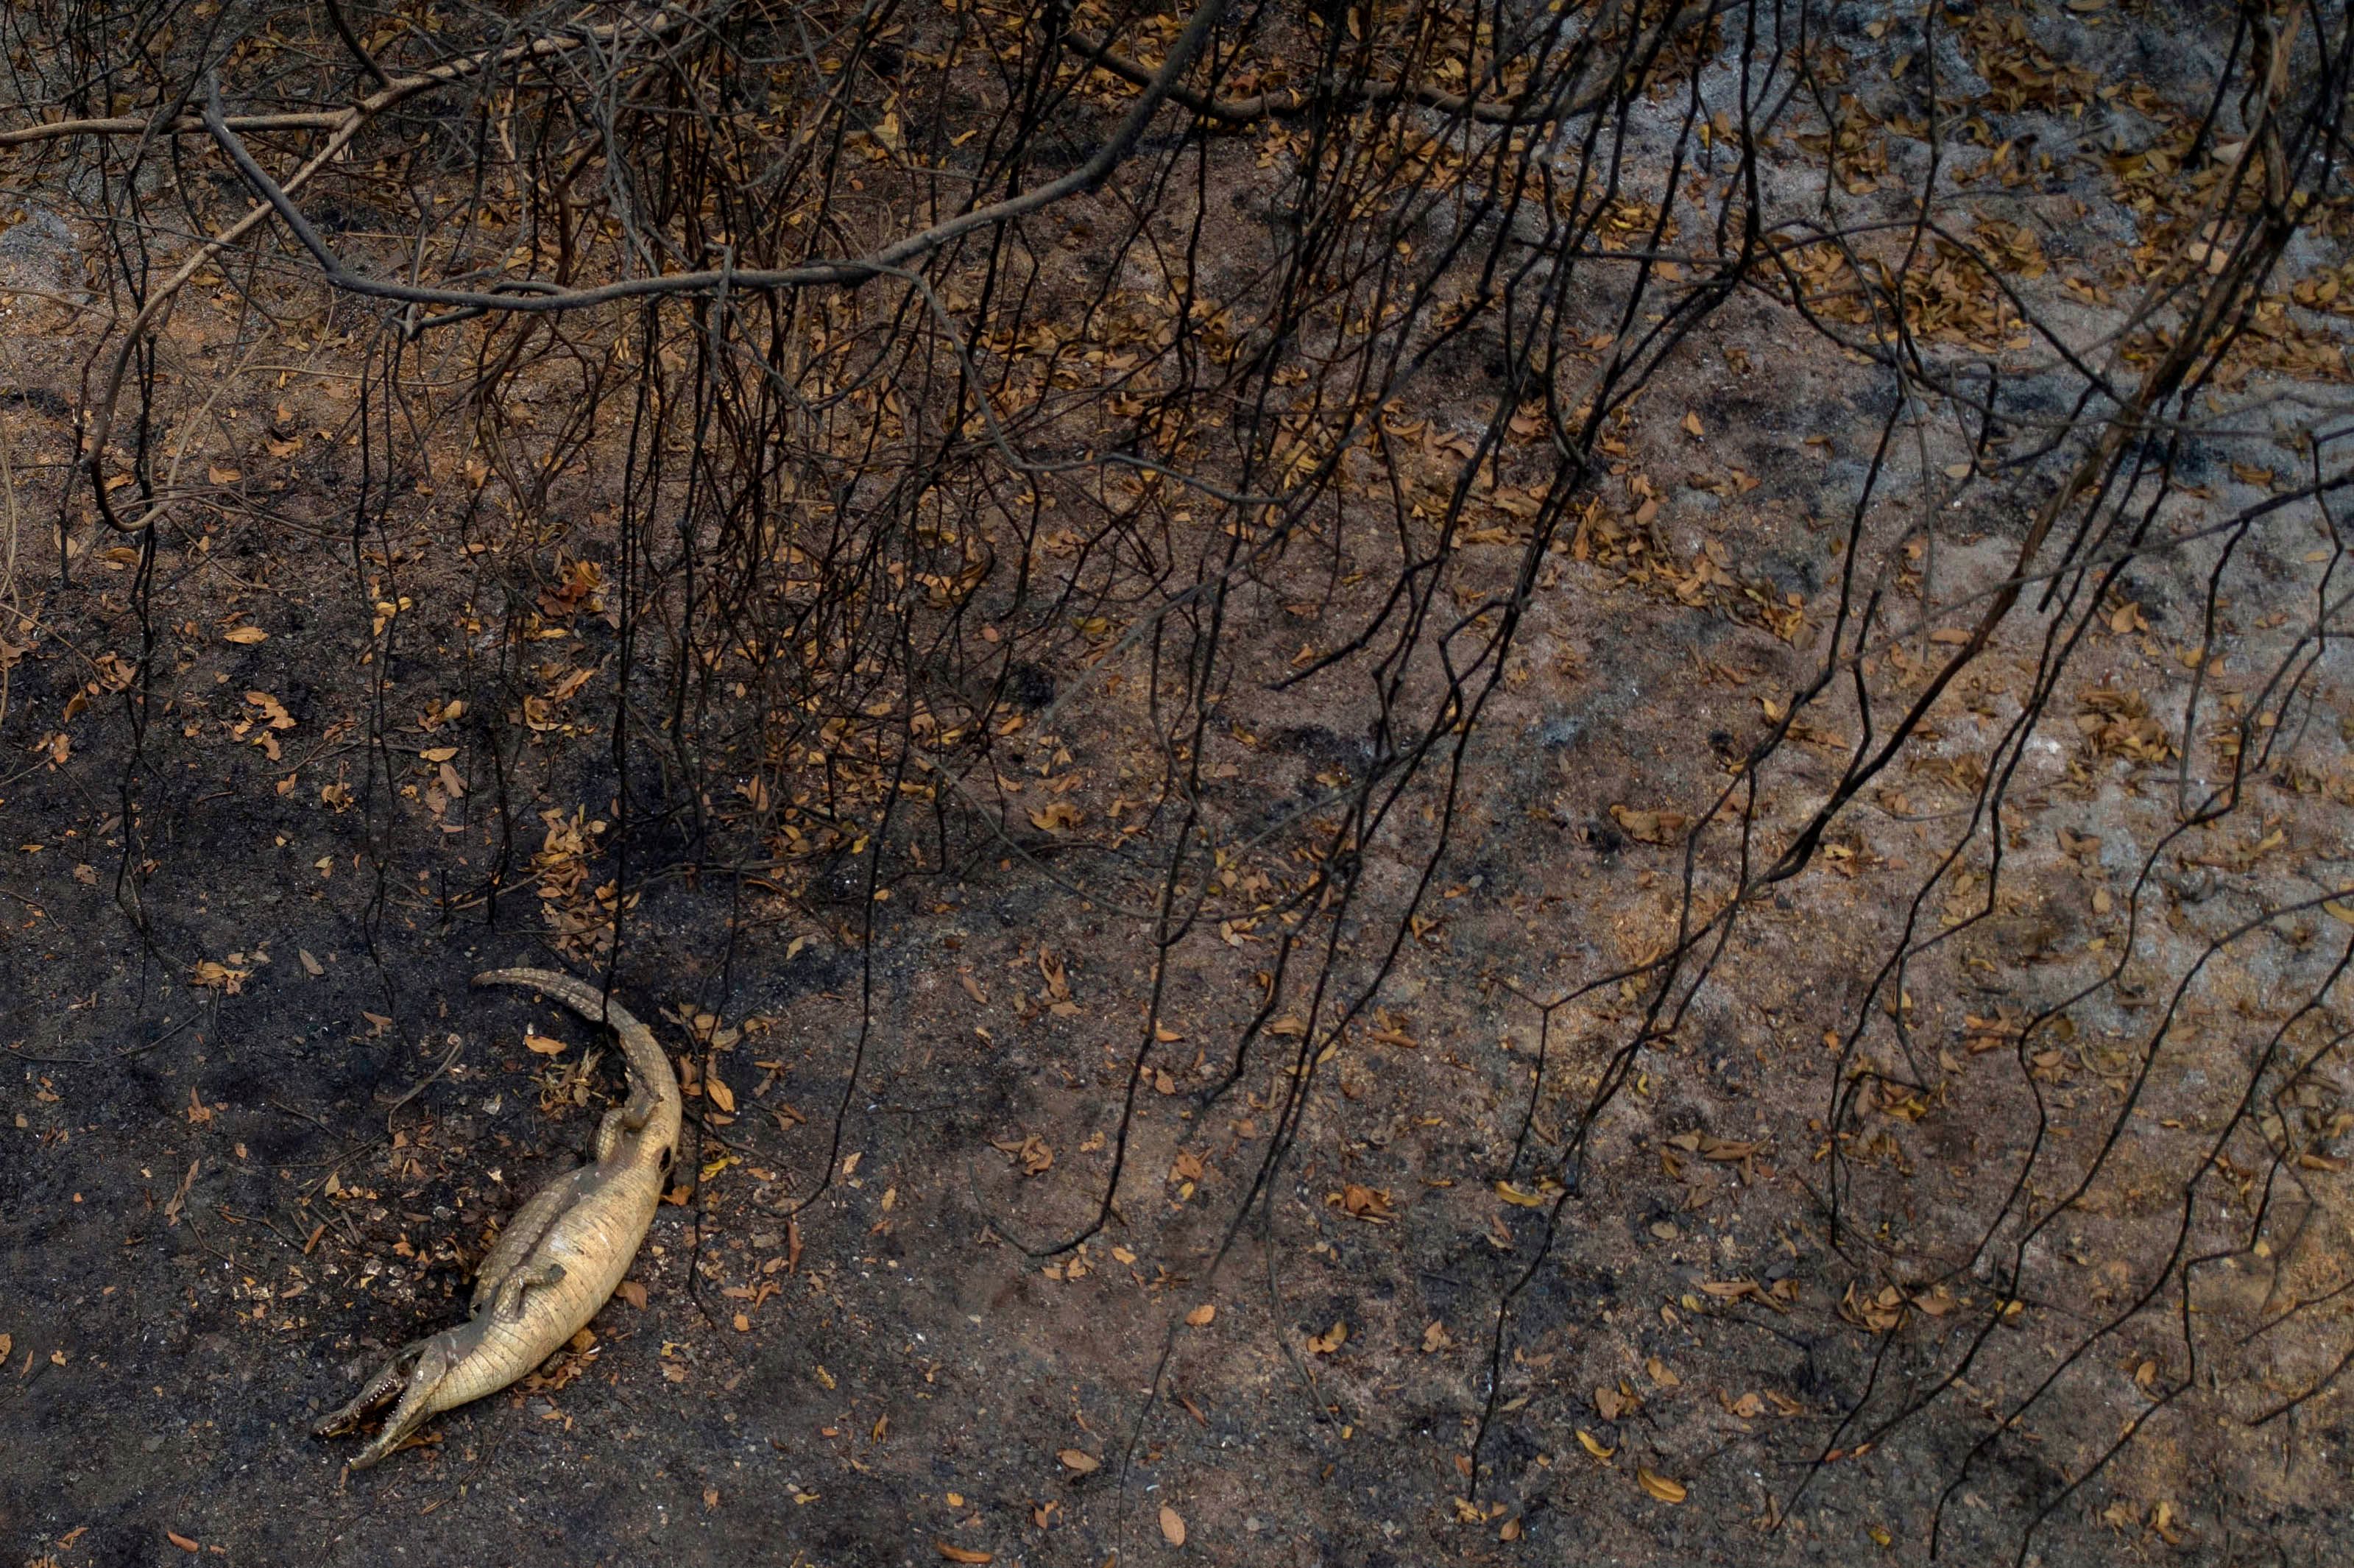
xmin=1608 ymin=804 xmax=1689 ymax=844
xmin=706 ymin=1073 xmax=735 ymax=1113
xmin=1058 ymin=1447 xmax=1100 ymax=1473
xmin=1636 ymin=1467 xmax=1688 ymax=1504
xmin=935 ymin=1545 xmax=992 ymax=1564
xmin=523 ymin=1032 xmax=566 ymax=1056
xmin=222 ymin=625 xmax=268 ymax=645
xmin=1184 ymin=1303 xmax=1215 ymax=1327
xmin=1159 ymin=1505 xmax=1186 ymax=1546
xmin=1028 ymin=801 xmax=1082 ymax=833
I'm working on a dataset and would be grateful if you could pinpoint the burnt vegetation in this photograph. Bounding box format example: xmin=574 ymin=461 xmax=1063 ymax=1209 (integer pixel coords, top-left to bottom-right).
xmin=4 ymin=0 xmax=2354 ymax=1561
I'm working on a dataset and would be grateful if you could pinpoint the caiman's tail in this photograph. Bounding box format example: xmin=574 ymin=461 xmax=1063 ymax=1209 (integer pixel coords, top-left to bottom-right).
xmin=472 ymin=968 xmax=677 ymax=1117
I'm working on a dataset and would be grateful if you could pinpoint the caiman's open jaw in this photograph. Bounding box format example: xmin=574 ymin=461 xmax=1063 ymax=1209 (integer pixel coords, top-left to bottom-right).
xmin=314 ymin=1331 xmax=463 ymax=1472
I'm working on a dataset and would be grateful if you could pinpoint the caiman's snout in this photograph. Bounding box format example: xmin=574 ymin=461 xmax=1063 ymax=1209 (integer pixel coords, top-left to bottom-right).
xmin=314 ymin=1331 xmax=461 ymax=1471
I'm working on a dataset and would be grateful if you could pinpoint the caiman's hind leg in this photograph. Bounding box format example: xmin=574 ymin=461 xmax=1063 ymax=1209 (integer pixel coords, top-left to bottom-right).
xmin=342 ymin=1331 xmax=464 ymax=1472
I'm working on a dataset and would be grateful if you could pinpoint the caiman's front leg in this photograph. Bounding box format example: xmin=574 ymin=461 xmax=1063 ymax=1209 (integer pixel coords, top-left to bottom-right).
xmin=468 ymin=1164 xmax=598 ymax=1317
xmin=489 ymin=1260 xmax=567 ymax=1319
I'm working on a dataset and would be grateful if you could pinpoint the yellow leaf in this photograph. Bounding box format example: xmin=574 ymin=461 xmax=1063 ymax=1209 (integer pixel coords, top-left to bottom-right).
xmin=1495 ymin=1181 xmax=1547 ymax=1207
xmin=1185 ymin=1303 xmax=1215 ymax=1327
xmin=523 ymin=1032 xmax=565 ymax=1056
xmin=222 ymin=626 xmax=269 ymax=645
xmin=1306 ymin=1321 xmax=1348 ymax=1355
xmin=706 ymin=1074 xmax=735 ymax=1113
xmin=2324 ymin=899 xmax=2354 ymax=927
xmin=935 ymin=1546 xmax=992 ymax=1564
xmin=1637 ymin=1467 xmax=1687 ymax=1503
xmin=1577 ymin=1428 xmax=1615 ymax=1461
xmin=1028 ymin=801 xmax=1082 ymax=833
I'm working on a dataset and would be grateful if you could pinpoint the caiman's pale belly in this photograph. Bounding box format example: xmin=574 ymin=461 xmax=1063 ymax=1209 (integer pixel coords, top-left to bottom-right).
xmin=440 ymin=1176 xmax=662 ymax=1407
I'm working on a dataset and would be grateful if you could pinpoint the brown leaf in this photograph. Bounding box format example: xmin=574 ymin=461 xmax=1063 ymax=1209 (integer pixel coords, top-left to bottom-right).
xmin=1636 ymin=1467 xmax=1687 ymax=1503
xmin=1028 ymin=801 xmax=1082 ymax=833
xmin=222 ymin=625 xmax=269 ymax=645
xmin=168 ymin=1531 xmax=201 ymax=1553
xmin=1184 ymin=1303 xmax=1215 ymax=1327
xmin=191 ymin=959 xmax=250 ymax=995
xmin=617 ymin=1279 xmax=648 ymax=1309
xmin=935 ymin=1545 xmax=993 ymax=1564
xmin=706 ymin=1074 xmax=735 ymax=1113
xmin=1608 ymin=805 xmax=1689 ymax=844
xmin=523 ymin=1032 xmax=566 ymax=1056
xmin=1058 ymin=1448 xmax=1100 ymax=1473
xmin=1306 ymin=1321 xmax=1348 ymax=1355
xmin=1159 ymin=1505 xmax=1186 ymax=1547
xmin=992 ymin=1133 xmax=1053 ymax=1176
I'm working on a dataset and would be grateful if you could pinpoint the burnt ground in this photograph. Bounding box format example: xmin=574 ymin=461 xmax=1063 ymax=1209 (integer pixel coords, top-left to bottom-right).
xmin=7 ymin=2 xmax=2354 ymax=1567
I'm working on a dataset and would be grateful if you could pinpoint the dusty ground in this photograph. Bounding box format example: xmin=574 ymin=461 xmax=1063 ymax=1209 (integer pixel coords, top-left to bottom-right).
xmin=7 ymin=1 xmax=2354 ymax=1565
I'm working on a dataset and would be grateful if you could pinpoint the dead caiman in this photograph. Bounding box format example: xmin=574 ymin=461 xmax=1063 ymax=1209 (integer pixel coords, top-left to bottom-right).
xmin=314 ymin=968 xmax=682 ymax=1470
